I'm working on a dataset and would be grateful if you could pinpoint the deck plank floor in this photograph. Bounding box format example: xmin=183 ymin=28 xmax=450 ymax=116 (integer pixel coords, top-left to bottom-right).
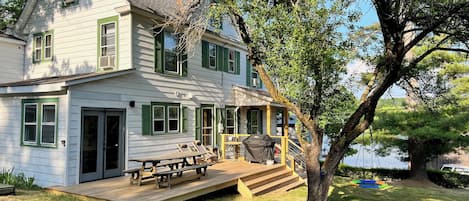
xmin=50 ymin=161 xmax=281 ymax=201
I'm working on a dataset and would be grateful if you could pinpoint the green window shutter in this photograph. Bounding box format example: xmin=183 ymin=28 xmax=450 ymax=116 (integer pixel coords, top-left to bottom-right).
xmin=142 ymin=104 xmax=152 ymax=135
xmin=246 ymin=56 xmax=252 ymax=87
xmin=155 ymin=30 xmax=164 ymax=73
xmin=259 ymin=77 xmax=263 ymax=88
xmin=182 ymin=106 xmax=188 ymax=132
xmin=181 ymin=53 xmax=188 ymax=76
xmin=216 ymin=45 xmax=224 ymax=71
xmin=195 ymin=107 xmax=201 ymax=140
xmin=223 ymin=47 xmax=229 ymax=72
xmin=235 ymin=51 xmax=241 ymax=75
xmin=202 ymin=40 xmax=209 ymax=68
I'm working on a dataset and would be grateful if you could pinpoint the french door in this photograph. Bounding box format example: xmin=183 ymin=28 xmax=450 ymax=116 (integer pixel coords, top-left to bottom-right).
xmin=80 ymin=109 xmax=125 ymax=183
xmin=201 ymin=107 xmax=214 ymax=146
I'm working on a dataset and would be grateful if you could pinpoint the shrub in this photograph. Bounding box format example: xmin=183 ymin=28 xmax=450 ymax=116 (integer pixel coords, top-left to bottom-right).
xmin=0 ymin=168 xmax=40 ymax=190
xmin=335 ymin=164 xmax=469 ymax=189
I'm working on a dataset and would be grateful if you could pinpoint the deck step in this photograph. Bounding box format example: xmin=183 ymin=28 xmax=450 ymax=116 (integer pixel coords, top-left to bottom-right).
xmin=243 ymin=169 xmax=291 ymax=189
xmin=251 ymin=175 xmax=299 ymax=196
xmin=240 ymin=165 xmax=285 ymax=182
xmin=272 ymin=180 xmax=305 ymax=193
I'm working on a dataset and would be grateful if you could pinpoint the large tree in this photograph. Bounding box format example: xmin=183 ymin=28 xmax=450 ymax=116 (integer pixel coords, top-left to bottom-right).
xmin=372 ymin=42 xmax=469 ymax=180
xmin=0 ymin=0 xmax=25 ymax=31
xmin=164 ymin=0 xmax=469 ymax=200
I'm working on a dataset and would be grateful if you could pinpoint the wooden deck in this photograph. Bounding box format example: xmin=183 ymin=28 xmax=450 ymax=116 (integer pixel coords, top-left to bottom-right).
xmin=50 ymin=161 xmax=282 ymax=201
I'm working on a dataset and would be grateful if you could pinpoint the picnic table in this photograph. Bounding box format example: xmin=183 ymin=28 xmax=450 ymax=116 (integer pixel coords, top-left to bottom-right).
xmin=127 ymin=151 xmax=206 ymax=187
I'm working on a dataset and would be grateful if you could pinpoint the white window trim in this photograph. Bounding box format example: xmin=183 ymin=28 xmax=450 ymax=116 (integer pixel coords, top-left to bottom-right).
xmin=152 ymin=105 xmax=165 ymax=134
xmin=44 ymin=34 xmax=53 ymax=60
xmin=39 ymin=103 xmax=57 ymax=146
xmin=23 ymin=103 xmax=38 ymax=145
xmin=167 ymin=106 xmax=180 ymax=133
xmin=100 ymin=22 xmax=116 ymax=56
xmin=208 ymin=43 xmax=217 ymax=70
xmin=228 ymin=49 xmax=235 ymax=73
xmin=33 ymin=35 xmax=42 ymax=62
xmin=202 ymin=107 xmax=214 ymax=145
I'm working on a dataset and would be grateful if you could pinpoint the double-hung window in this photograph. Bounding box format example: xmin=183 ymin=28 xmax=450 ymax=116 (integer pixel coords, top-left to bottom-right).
xmin=22 ymin=98 xmax=58 ymax=147
xmin=32 ymin=31 xmax=54 ymax=63
xmin=98 ymin=16 xmax=118 ymax=70
xmin=164 ymin=32 xmax=179 ymax=74
xmin=41 ymin=104 xmax=57 ymax=145
xmin=33 ymin=35 xmax=42 ymax=62
xmin=228 ymin=49 xmax=236 ymax=73
xmin=151 ymin=103 xmax=180 ymax=134
xmin=152 ymin=105 xmax=165 ymax=133
xmin=23 ymin=104 xmax=38 ymax=144
xmin=208 ymin=43 xmax=217 ymax=69
xmin=44 ymin=33 xmax=53 ymax=60
xmin=154 ymin=30 xmax=187 ymax=76
xmin=202 ymin=41 xmax=240 ymax=74
xmin=167 ymin=106 xmax=180 ymax=132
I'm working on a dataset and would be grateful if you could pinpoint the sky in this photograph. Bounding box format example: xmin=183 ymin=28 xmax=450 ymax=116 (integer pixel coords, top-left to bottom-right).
xmin=345 ymin=0 xmax=406 ymax=98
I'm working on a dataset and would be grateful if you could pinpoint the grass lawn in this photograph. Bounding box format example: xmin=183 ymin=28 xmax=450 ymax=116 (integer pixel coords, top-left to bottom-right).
xmin=0 ymin=189 xmax=103 ymax=201
xmin=199 ymin=177 xmax=469 ymax=201
xmin=2 ymin=177 xmax=467 ymax=201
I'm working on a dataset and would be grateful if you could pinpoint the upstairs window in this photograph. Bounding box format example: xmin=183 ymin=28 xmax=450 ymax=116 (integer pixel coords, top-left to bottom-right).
xmin=164 ymin=32 xmax=179 ymax=74
xmin=251 ymin=71 xmax=260 ymax=88
xmin=154 ymin=30 xmax=187 ymax=76
xmin=201 ymin=40 xmax=240 ymax=74
xmin=33 ymin=35 xmax=42 ymax=62
xmin=44 ymin=34 xmax=52 ymax=60
xmin=228 ymin=49 xmax=236 ymax=73
xmin=208 ymin=43 xmax=217 ymax=69
xmin=97 ymin=16 xmax=118 ymax=71
xmin=32 ymin=31 xmax=53 ymax=63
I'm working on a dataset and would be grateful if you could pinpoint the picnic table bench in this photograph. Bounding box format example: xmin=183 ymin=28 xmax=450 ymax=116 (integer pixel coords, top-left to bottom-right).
xmin=123 ymin=159 xmax=183 ymax=185
xmin=153 ymin=163 xmax=209 ymax=189
xmin=127 ymin=152 xmax=206 ymax=187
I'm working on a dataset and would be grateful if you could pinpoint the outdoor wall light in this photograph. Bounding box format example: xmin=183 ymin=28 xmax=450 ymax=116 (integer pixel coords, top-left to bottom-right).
xmin=129 ymin=100 xmax=135 ymax=108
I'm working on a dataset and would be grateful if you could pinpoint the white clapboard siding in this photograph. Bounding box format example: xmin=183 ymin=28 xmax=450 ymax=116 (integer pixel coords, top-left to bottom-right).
xmin=0 ymin=95 xmax=69 ymax=187
xmin=21 ymin=0 xmax=130 ymax=80
xmin=0 ymin=40 xmax=24 ymax=83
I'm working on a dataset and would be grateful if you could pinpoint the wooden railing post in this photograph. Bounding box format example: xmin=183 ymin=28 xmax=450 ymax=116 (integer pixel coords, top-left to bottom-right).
xmin=281 ymin=136 xmax=287 ymax=165
xmin=221 ymin=134 xmax=225 ymax=160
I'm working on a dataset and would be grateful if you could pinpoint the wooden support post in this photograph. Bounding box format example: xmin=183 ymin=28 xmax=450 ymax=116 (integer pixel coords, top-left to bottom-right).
xmin=266 ymin=104 xmax=271 ymax=136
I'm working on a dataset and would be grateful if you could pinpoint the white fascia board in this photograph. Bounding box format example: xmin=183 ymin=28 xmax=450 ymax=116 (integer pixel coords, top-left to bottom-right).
xmin=64 ymin=69 xmax=135 ymax=86
xmin=0 ymin=82 xmax=65 ymax=94
xmin=0 ymin=37 xmax=26 ymax=45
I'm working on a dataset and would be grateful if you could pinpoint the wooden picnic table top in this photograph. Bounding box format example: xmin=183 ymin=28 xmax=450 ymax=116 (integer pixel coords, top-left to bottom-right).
xmin=129 ymin=152 xmax=204 ymax=163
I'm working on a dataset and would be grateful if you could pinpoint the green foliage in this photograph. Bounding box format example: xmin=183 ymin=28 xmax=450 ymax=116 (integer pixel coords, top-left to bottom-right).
xmin=0 ymin=0 xmax=25 ymax=30
xmin=211 ymin=0 xmax=358 ymax=136
xmin=0 ymin=168 xmax=39 ymax=190
xmin=336 ymin=164 xmax=469 ymax=189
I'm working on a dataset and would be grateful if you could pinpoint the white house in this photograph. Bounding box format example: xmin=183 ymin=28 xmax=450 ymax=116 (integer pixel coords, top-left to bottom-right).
xmin=0 ymin=0 xmax=287 ymax=187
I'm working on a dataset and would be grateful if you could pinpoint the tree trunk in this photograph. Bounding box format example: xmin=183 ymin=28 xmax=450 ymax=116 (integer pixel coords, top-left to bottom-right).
xmin=408 ymin=138 xmax=429 ymax=180
xmin=305 ymin=144 xmax=329 ymax=201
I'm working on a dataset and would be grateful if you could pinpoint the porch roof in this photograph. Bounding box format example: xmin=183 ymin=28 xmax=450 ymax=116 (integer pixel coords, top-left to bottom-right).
xmin=232 ymin=85 xmax=284 ymax=107
xmin=0 ymin=69 xmax=135 ymax=96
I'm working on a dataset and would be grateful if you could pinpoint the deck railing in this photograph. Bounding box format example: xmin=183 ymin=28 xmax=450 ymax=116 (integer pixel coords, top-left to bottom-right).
xmin=220 ymin=133 xmax=306 ymax=178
